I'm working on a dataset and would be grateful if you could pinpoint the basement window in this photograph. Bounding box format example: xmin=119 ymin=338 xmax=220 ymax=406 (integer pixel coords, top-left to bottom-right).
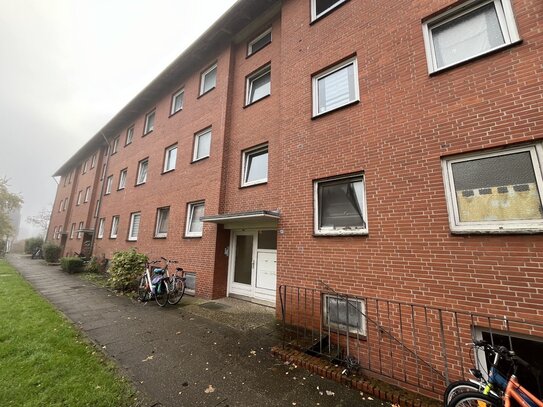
xmin=323 ymin=294 xmax=366 ymax=336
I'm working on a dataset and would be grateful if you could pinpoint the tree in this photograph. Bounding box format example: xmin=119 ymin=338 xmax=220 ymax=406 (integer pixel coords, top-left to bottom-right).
xmin=26 ymin=206 xmax=52 ymax=238
xmin=0 ymin=178 xmax=23 ymax=239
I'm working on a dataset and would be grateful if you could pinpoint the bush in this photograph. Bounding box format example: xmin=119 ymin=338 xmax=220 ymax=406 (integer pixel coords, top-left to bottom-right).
xmin=42 ymin=242 xmax=62 ymax=263
xmin=107 ymin=249 xmax=147 ymax=291
xmin=25 ymin=237 xmax=43 ymax=255
xmin=60 ymin=257 xmax=85 ymax=273
xmin=84 ymin=255 xmax=108 ymax=274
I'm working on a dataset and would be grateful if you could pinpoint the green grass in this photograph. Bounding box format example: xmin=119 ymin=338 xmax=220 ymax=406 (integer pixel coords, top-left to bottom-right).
xmin=0 ymin=260 xmax=137 ymax=407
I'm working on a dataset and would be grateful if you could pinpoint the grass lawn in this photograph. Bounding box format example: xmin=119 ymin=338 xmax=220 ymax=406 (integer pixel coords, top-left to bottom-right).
xmin=0 ymin=260 xmax=137 ymax=407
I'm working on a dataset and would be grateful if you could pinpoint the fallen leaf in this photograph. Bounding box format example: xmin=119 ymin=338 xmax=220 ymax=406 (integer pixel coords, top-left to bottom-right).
xmin=326 ymin=390 xmax=335 ymax=396
xmin=204 ymin=385 xmax=215 ymax=394
xmin=142 ymin=355 xmax=154 ymax=362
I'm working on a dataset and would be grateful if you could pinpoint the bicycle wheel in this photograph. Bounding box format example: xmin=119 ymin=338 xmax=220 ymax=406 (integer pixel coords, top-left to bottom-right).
xmin=137 ymin=274 xmax=149 ymax=302
xmin=448 ymin=392 xmax=500 ymax=407
xmin=154 ymin=279 xmax=168 ymax=307
xmin=167 ymin=276 xmax=186 ymax=305
xmin=444 ymin=381 xmax=484 ymax=406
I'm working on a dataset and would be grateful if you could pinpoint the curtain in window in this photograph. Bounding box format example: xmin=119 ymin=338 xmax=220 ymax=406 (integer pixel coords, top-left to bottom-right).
xmin=130 ymin=214 xmax=140 ymax=238
xmin=318 ymin=63 xmax=354 ymax=113
xmin=190 ymin=204 xmax=205 ymax=233
xmin=157 ymin=209 xmax=169 ymax=234
xmin=432 ymin=3 xmax=504 ymax=68
xmin=319 ymin=179 xmax=365 ymax=228
xmin=139 ymin=162 xmax=148 ymax=183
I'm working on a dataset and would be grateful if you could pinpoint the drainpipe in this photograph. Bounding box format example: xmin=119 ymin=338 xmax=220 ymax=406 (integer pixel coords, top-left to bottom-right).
xmin=89 ymin=132 xmax=111 ymax=258
xmin=45 ymin=176 xmax=60 ymax=242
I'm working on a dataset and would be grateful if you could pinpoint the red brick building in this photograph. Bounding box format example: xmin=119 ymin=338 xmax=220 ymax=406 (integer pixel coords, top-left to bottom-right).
xmin=48 ymin=0 xmax=543 ymax=396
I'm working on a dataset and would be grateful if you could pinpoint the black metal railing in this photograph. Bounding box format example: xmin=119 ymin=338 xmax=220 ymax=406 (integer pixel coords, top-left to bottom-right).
xmin=279 ymin=284 xmax=543 ymax=399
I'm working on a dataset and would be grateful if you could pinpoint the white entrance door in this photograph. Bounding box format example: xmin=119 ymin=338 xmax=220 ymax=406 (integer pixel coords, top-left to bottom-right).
xmin=229 ymin=230 xmax=277 ymax=304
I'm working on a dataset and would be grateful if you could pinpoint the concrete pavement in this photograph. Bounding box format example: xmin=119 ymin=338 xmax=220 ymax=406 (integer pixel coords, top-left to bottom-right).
xmin=7 ymin=254 xmax=386 ymax=407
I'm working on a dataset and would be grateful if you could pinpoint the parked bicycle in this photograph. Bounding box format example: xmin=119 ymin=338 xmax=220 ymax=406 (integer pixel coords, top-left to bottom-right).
xmin=159 ymin=257 xmax=186 ymax=305
xmin=447 ymin=342 xmax=542 ymax=407
xmin=137 ymin=260 xmax=169 ymax=307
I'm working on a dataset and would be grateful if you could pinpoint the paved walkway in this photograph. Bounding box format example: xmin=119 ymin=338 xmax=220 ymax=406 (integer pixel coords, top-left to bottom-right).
xmin=7 ymin=254 xmax=385 ymax=407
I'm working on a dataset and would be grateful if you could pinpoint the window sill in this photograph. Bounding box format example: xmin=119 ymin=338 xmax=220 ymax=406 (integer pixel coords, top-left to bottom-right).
xmin=109 ymin=237 xmax=117 ymax=240
xmin=312 ymin=99 xmax=360 ymax=120
xmin=126 ymin=239 xmax=138 ymax=242
xmin=428 ymin=40 xmax=523 ymax=76
xmin=197 ymin=87 xmax=215 ymax=99
xmin=191 ymin=156 xmax=209 ymax=164
xmin=314 ymin=230 xmax=368 ymax=237
xmin=240 ymin=180 xmax=268 ymax=189
xmin=143 ymin=130 xmax=153 ymax=137
xmin=169 ymin=108 xmax=183 ymax=118
xmin=161 ymin=169 xmax=175 ymax=175
xmin=124 ymin=142 xmax=132 ymax=147
xmin=449 ymin=226 xmax=543 ymax=235
xmin=184 ymin=234 xmax=202 ymax=239
xmin=154 ymin=235 xmax=167 ymax=239
xmin=310 ymin=0 xmax=350 ymax=25
xmin=134 ymin=182 xmax=146 ymax=187
xmin=243 ymin=94 xmax=271 ymax=109
xmin=117 ymin=187 xmax=125 ymax=191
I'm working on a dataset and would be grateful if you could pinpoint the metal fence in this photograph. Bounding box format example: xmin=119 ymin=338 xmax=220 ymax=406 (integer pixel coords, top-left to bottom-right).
xmin=278 ymin=284 xmax=543 ymax=399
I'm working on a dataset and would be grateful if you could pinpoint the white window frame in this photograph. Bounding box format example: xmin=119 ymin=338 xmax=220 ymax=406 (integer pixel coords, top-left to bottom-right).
xmin=118 ymin=169 xmax=127 ymax=190
xmin=442 ymin=143 xmax=543 ymax=234
xmin=110 ymin=216 xmax=119 ymax=239
xmin=155 ymin=207 xmax=170 ymax=238
xmin=247 ymin=27 xmax=272 ymax=56
xmin=70 ymin=223 xmax=75 ymax=239
xmin=128 ymin=212 xmax=141 ymax=241
xmin=144 ymin=110 xmax=155 ymax=135
xmin=246 ymin=64 xmax=271 ymax=105
xmin=193 ymin=128 xmax=212 ymax=162
xmin=314 ymin=173 xmax=368 ymax=236
xmin=58 ymin=200 xmax=62 ymax=212
xmin=312 ymin=57 xmax=360 ymax=117
xmin=84 ymin=186 xmax=91 ymax=203
xmin=77 ymin=221 xmax=84 ymax=239
xmin=185 ymin=201 xmax=205 ymax=238
xmin=126 ymin=126 xmax=134 ymax=145
xmin=171 ymin=88 xmax=184 ymax=115
xmin=241 ymin=144 xmax=269 ymax=187
xmin=82 ymin=160 xmax=88 ymax=174
xmin=105 ymin=175 xmax=113 ymax=195
xmin=323 ymin=294 xmax=367 ymax=336
xmin=163 ymin=144 xmax=178 ymax=172
xmin=422 ymin=0 xmax=520 ymax=74
xmin=97 ymin=218 xmax=105 ymax=239
xmin=112 ymin=136 xmax=120 ymax=154
xmin=90 ymin=154 xmax=97 ymax=168
xmin=136 ymin=159 xmax=149 ymax=185
xmin=200 ymin=63 xmax=217 ymax=95
xmin=77 ymin=191 xmax=82 ymax=205
xmin=311 ymin=0 xmax=347 ymax=21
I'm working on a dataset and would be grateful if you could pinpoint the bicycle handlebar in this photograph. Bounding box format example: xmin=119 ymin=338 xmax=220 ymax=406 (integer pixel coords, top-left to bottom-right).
xmin=472 ymin=340 xmax=530 ymax=369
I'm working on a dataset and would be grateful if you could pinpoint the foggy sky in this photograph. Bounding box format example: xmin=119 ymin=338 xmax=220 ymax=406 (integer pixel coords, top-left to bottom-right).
xmin=0 ymin=0 xmax=237 ymax=239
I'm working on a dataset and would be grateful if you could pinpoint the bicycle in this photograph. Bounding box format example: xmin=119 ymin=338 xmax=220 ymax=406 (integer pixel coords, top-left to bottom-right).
xmin=447 ymin=344 xmax=543 ymax=407
xmin=159 ymin=257 xmax=186 ymax=305
xmin=444 ymin=340 xmax=507 ymax=406
xmin=137 ymin=260 xmax=169 ymax=307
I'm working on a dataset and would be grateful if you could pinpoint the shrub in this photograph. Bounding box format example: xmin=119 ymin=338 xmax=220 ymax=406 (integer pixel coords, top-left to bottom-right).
xmin=60 ymin=257 xmax=85 ymax=273
xmin=42 ymin=242 xmax=62 ymax=263
xmin=107 ymin=249 xmax=147 ymax=291
xmin=25 ymin=237 xmax=43 ymax=255
xmin=84 ymin=255 xmax=108 ymax=274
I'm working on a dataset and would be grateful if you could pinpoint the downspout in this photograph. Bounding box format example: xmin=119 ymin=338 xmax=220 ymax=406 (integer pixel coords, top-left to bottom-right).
xmin=89 ymin=132 xmax=111 ymax=258
xmin=45 ymin=176 xmax=60 ymax=241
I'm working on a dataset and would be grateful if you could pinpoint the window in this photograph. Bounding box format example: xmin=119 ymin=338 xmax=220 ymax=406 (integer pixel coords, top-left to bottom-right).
xmin=100 ymin=163 xmax=106 ymax=181
xmin=323 ymin=294 xmax=367 ymax=336
xmin=163 ymin=145 xmax=177 ymax=172
xmin=311 ymin=0 xmax=347 ymax=21
xmin=193 ymin=128 xmax=211 ymax=162
xmin=125 ymin=126 xmax=134 ymax=145
xmin=442 ymin=144 xmax=543 ymax=233
xmin=155 ymin=207 xmax=170 ymax=238
xmin=247 ymin=28 xmax=272 ymax=56
xmin=97 ymin=218 xmax=105 ymax=239
xmin=105 ymin=175 xmax=113 ymax=195
xmin=118 ymin=169 xmax=127 ymax=190
xmin=312 ymin=57 xmax=359 ymax=117
xmin=70 ymin=223 xmax=75 ymax=239
xmin=136 ymin=159 xmax=149 ymax=185
xmin=128 ymin=212 xmax=141 ymax=241
xmin=242 ymin=145 xmax=268 ymax=187
xmin=77 ymin=221 xmax=84 ymax=239
xmin=112 ymin=136 xmax=120 ymax=154
xmin=58 ymin=201 xmax=62 ymax=212
xmin=110 ymin=216 xmax=119 ymax=239
xmin=314 ymin=174 xmax=368 ymax=235
xmin=246 ymin=64 xmax=271 ymax=105
xmin=84 ymin=186 xmax=91 ymax=203
xmin=171 ymin=88 xmax=184 ymax=115
xmin=186 ymin=202 xmax=205 ymax=237
xmin=200 ymin=63 xmax=217 ymax=95
xmin=63 ymin=198 xmax=68 ymax=211
xmin=77 ymin=191 xmax=82 ymax=205
xmin=82 ymin=160 xmax=88 ymax=174
xmin=95 ymin=200 xmax=100 ymax=217
xmin=68 ymin=171 xmax=72 ymax=184
xmin=422 ymin=0 xmax=520 ymax=73
xmin=144 ymin=110 xmax=155 ymax=135
xmin=91 ymin=154 xmax=97 ymax=168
